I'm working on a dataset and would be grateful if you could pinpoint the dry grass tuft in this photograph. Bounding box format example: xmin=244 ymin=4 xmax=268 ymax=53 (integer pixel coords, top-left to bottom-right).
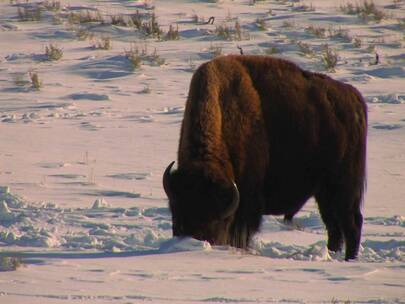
xmin=93 ymin=37 xmax=112 ymax=50
xmin=140 ymin=12 xmax=163 ymax=38
xmin=68 ymin=10 xmax=104 ymax=25
xmin=43 ymin=0 xmax=61 ymax=12
xmin=305 ymin=25 xmax=327 ymax=38
xmin=209 ymin=43 xmax=223 ymax=58
xmin=125 ymin=44 xmax=165 ymax=70
xmin=296 ymin=41 xmax=315 ymax=57
xmin=340 ymin=1 xmax=388 ymax=23
xmin=0 ymin=256 xmax=22 ymax=272
xmin=45 ymin=44 xmax=63 ymax=61
xmin=256 ymin=18 xmax=267 ymax=31
xmin=321 ymin=44 xmax=338 ymax=72
xmin=125 ymin=47 xmax=143 ymax=71
xmin=216 ymin=21 xmax=243 ymax=41
xmin=30 ymin=71 xmax=41 ymax=90
xmin=17 ymin=6 xmax=42 ymax=21
xmin=265 ymin=46 xmax=280 ymax=55
xmin=165 ymin=24 xmax=180 ymax=40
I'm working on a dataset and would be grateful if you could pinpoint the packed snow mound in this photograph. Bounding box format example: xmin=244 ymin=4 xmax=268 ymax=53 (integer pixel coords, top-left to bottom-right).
xmin=91 ymin=198 xmax=110 ymax=209
xmin=368 ymin=94 xmax=405 ymax=104
xmin=366 ymin=215 xmax=405 ymax=227
xmin=1 ymin=187 xmax=404 ymax=262
xmin=252 ymin=238 xmax=405 ymax=262
xmin=159 ymin=237 xmax=212 ymax=253
xmin=0 ymin=186 xmax=27 ymax=208
xmin=361 ymin=240 xmax=405 ymax=262
xmin=252 ymin=239 xmax=333 ymax=261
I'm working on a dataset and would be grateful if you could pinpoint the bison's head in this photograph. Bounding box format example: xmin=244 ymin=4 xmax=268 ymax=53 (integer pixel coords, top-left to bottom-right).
xmin=163 ymin=161 xmax=239 ymax=245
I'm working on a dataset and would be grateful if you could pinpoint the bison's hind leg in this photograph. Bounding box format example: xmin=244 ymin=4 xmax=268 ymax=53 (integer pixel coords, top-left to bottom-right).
xmin=340 ymin=203 xmax=363 ymax=260
xmin=316 ymin=186 xmax=363 ymax=260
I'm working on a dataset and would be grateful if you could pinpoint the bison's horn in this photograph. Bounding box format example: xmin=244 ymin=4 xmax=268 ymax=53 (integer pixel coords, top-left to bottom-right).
xmin=221 ymin=182 xmax=240 ymax=219
xmin=163 ymin=161 xmax=175 ymax=199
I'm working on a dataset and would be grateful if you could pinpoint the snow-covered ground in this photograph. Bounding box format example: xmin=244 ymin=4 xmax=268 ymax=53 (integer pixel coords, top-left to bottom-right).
xmin=0 ymin=0 xmax=404 ymax=303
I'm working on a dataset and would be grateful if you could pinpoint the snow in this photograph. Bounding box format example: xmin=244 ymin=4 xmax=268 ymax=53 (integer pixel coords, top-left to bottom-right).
xmin=0 ymin=0 xmax=404 ymax=303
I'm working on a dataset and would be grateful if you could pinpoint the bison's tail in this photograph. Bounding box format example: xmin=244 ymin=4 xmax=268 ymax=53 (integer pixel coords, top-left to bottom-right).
xmin=356 ymin=90 xmax=368 ymax=209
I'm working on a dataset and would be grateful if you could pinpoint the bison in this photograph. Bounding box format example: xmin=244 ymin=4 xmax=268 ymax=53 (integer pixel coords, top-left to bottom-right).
xmin=163 ymin=55 xmax=367 ymax=260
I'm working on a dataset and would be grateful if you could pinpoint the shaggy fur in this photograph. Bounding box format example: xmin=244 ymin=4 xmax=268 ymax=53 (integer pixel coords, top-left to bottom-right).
xmin=164 ymin=55 xmax=367 ymax=260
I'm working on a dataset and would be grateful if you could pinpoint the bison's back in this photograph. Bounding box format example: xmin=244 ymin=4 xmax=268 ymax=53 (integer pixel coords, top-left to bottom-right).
xmin=230 ymin=55 xmax=367 ymax=214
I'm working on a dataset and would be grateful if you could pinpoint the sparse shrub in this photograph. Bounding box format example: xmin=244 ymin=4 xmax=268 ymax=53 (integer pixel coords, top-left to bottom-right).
xmin=341 ymin=1 xmax=387 ymax=23
xmin=17 ymin=6 xmax=42 ymax=21
xmin=52 ymin=14 xmax=63 ymax=25
xmin=110 ymin=14 xmax=129 ymax=26
xmin=215 ymin=21 xmax=243 ymax=41
xmin=125 ymin=47 xmax=142 ymax=71
xmin=125 ymin=44 xmax=165 ymax=69
xmin=93 ymin=37 xmax=112 ymax=50
xmin=129 ymin=10 xmax=144 ymax=29
xmin=75 ymin=27 xmax=94 ymax=41
xmin=139 ymin=85 xmax=151 ymax=94
xmin=282 ymin=20 xmax=295 ymax=28
xmin=339 ymin=3 xmax=357 ymax=15
xmin=209 ymin=44 xmax=223 ymax=58
xmin=215 ymin=23 xmax=233 ymax=40
xmin=235 ymin=21 xmax=243 ymax=40
xmin=256 ymin=18 xmax=267 ymax=31
xmin=398 ymin=18 xmax=405 ymax=30
xmin=30 ymin=72 xmax=41 ymax=90
xmin=45 ymin=44 xmax=63 ymax=61
xmin=305 ymin=25 xmax=326 ymax=38
xmin=0 ymin=256 xmax=22 ymax=271
xmin=165 ymin=24 xmax=180 ymax=40
xmin=296 ymin=41 xmax=314 ymax=57
xmin=43 ymin=0 xmax=61 ymax=12
xmin=359 ymin=1 xmax=386 ymax=22
xmin=68 ymin=10 xmax=104 ymax=25
xmin=149 ymin=48 xmax=165 ymax=66
xmin=321 ymin=44 xmax=338 ymax=72
xmin=328 ymin=26 xmax=352 ymax=42
xmin=141 ymin=12 xmax=163 ymax=38
xmin=265 ymin=46 xmax=280 ymax=55
xmin=353 ymin=37 xmax=362 ymax=48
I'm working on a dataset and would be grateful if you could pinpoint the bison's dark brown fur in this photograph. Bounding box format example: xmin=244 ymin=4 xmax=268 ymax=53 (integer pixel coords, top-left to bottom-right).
xmin=163 ymin=55 xmax=367 ymax=260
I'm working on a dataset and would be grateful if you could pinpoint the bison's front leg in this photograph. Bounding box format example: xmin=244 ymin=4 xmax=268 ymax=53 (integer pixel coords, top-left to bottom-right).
xmin=316 ymin=193 xmax=344 ymax=253
xmin=229 ymin=202 xmax=263 ymax=249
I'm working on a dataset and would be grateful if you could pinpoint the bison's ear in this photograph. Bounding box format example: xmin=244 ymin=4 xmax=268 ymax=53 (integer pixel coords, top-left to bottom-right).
xmin=163 ymin=161 xmax=176 ymax=200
